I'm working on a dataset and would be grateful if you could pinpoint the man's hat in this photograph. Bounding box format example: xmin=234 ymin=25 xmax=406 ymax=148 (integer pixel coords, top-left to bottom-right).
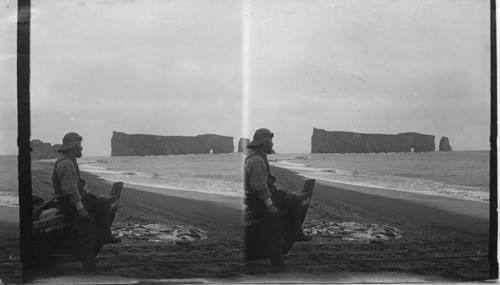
xmin=57 ymin=132 xmax=82 ymax=153
xmin=247 ymin=128 xmax=274 ymax=148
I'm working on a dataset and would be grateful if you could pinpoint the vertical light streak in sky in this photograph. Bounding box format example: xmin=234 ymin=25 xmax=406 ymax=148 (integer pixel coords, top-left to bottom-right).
xmin=242 ymin=0 xmax=250 ymax=140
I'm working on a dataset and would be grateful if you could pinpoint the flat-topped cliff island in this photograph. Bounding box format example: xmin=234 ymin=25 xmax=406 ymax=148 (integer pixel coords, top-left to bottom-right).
xmin=311 ymin=128 xmax=454 ymax=154
xmin=30 ymin=140 xmax=62 ymax=160
xmin=111 ymin=131 xmax=234 ymax=156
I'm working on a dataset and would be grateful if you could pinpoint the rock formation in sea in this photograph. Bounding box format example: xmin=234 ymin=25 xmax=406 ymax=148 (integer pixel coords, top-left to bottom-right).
xmin=30 ymin=139 xmax=61 ymax=160
xmin=237 ymin=137 xmax=276 ymax=154
xmin=438 ymin=136 xmax=453 ymax=152
xmin=111 ymin=131 xmax=234 ymax=156
xmin=311 ymin=128 xmax=435 ymax=153
xmin=238 ymin=138 xmax=250 ymax=153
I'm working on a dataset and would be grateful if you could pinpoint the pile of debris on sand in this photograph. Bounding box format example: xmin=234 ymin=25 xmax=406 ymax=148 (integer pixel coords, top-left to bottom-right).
xmin=112 ymin=223 xmax=207 ymax=244
xmin=303 ymin=221 xmax=402 ymax=242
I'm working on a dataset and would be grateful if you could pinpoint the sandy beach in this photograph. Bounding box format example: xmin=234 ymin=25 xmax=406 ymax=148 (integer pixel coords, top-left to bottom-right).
xmin=0 ymin=205 xmax=21 ymax=284
xmin=312 ymin=179 xmax=489 ymax=232
xmin=20 ymin=160 xmax=492 ymax=282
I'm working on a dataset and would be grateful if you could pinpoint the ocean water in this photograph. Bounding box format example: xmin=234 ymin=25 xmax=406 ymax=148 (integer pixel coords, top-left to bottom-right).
xmin=77 ymin=153 xmax=245 ymax=197
xmin=0 ymin=155 xmax=19 ymax=207
xmin=0 ymin=150 xmax=491 ymax=207
xmin=271 ymin=151 xmax=490 ymax=203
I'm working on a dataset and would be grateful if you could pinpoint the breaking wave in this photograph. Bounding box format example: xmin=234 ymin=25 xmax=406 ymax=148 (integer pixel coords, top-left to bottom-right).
xmin=272 ymin=156 xmax=489 ymax=203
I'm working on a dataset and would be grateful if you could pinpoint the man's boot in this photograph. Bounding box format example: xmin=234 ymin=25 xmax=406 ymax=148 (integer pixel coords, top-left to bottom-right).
xmin=269 ymin=248 xmax=286 ymax=273
xmin=267 ymin=218 xmax=286 ymax=273
xmin=96 ymin=229 xmax=122 ymax=245
xmin=102 ymin=235 xmax=122 ymax=244
xmin=294 ymin=231 xmax=313 ymax=242
xmin=81 ymin=255 xmax=97 ymax=273
xmin=272 ymin=263 xmax=286 ymax=273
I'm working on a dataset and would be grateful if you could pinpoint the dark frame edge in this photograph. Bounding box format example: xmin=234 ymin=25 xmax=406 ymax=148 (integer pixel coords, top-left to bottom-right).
xmin=17 ymin=0 xmax=32 ymax=282
xmin=490 ymin=0 xmax=499 ymax=280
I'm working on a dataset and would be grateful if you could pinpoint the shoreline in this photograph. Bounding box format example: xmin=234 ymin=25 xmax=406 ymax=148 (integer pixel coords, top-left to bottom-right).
xmin=23 ymin=160 xmax=492 ymax=281
xmin=37 ymin=158 xmax=489 ymax=225
xmin=7 ymin=162 xmax=491 ymax=228
xmin=89 ymin=174 xmax=244 ymax=227
xmin=89 ymin=177 xmax=243 ymax=211
xmin=81 ymin=170 xmax=489 ymax=232
xmin=270 ymin=166 xmax=489 ymax=232
xmin=314 ymin=179 xmax=488 ymax=232
xmin=33 ymin=159 xmax=490 ymax=234
xmin=316 ymin=179 xmax=488 ymax=230
xmin=37 ymin=159 xmax=243 ymax=211
xmin=84 ymin=164 xmax=489 ymax=224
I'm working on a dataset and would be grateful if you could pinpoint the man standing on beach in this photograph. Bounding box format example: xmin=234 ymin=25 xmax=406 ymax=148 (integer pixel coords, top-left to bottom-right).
xmin=244 ymin=128 xmax=312 ymax=272
xmin=52 ymin=132 xmax=121 ymax=272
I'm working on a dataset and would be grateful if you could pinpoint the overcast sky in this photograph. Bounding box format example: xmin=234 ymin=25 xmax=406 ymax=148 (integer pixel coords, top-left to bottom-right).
xmin=1 ymin=0 xmax=491 ymax=156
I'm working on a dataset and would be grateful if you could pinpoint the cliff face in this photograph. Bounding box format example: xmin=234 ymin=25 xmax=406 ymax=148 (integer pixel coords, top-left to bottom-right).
xmin=311 ymin=128 xmax=435 ymax=153
xmin=439 ymin=136 xmax=453 ymax=152
xmin=238 ymin=138 xmax=250 ymax=153
xmin=111 ymin=131 xmax=234 ymax=156
xmin=30 ymin=140 xmax=61 ymax=160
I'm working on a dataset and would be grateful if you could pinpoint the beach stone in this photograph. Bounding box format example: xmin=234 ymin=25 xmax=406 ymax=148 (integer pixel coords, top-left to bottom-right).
xmin=374 ymin=234 xmax=390 ymax=240
xmin=351 ymin=232 xmax=374 ymax=240
xmin=112 ymin=223 xmax=207 ymax=244
xmin=368 ymin=226 xmax=387 ymax=235
xmin=303 ymin=220 xmax=402 ymax=242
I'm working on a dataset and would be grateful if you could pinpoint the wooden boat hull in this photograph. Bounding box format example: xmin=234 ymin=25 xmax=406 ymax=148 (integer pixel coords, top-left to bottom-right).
xmin=31 ymin=182 xmax=123 ymax=266
xmin=244 ymin=179 xmax=316 ymax=261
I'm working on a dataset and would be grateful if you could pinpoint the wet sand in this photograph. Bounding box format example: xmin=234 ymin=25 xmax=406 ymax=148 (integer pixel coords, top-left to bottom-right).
xmin=313 ymin=180 xmax=488 ymax=232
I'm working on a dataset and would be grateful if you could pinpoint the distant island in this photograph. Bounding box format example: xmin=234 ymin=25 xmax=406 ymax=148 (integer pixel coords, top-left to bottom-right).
xmin=237 ymin=138 xmax=250 ymax=154
xmin=439 ymin=136 xmax=453 ymax=152
xmin=311 ymin=128 xmax=452 ymax=154
xmin=29 ymin=129 xmax=453 ymax=159
xmin=111 ymin=131 xmax=234 ymax=156
xmin=30 ymin=139 xmax=61 ymax=160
